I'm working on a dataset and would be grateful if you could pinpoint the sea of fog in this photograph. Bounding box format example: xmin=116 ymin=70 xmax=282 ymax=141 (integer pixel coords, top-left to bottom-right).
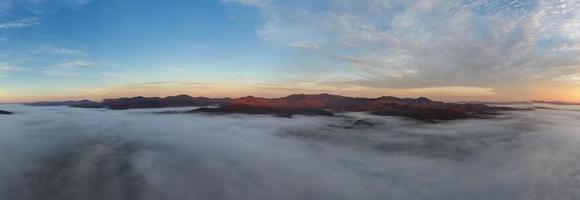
xmin=0 ymin=104 xmax=580 ymax=200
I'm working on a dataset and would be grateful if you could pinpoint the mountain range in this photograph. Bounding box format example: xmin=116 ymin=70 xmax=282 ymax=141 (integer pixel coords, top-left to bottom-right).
xmin=26 ymin=94 xmax=518 ymax=121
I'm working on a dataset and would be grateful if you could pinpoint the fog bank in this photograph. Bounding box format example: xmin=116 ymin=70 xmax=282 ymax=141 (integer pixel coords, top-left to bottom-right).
xmin=0 ymin=104 xmax=579 ymax=200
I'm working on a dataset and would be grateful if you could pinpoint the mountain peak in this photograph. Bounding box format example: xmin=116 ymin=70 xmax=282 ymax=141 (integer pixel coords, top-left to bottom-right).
xmin=416 ymin=96 xmax=432 ymax=102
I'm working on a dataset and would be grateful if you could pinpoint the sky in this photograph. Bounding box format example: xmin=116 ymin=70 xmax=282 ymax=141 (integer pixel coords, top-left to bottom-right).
xmin=0 ymin=0 xmax=579 ymax=103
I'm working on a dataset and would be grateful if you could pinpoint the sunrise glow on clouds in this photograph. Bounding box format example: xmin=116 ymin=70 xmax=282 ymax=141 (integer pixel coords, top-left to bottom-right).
xmin=0 ymin=0 xmax=579 ymax=102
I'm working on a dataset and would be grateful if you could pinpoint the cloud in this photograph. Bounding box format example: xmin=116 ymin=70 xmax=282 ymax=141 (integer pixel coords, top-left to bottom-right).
xmin=556 ymin=73 xmax=580 ymax=85
xmin=222 ymin=0 xmax=269 ymax=8
xmin=224 ymin=0 xmax=580 ymax=91
xmin=59 ymin=60 xmax=95 ymax=68
xmin=26 ymin=44 xmax=82 ymax=56
xmin=42 ymin=60 xmax=96 ymax=77
xmin=0 ymin=65 xmax=23 ymax=72
xmin=0 ymin=0 xmax=93 ymax=15
xmin=0 ymin=18 xmax=38 ymax=29
xmin=42 ymin=68 xmax=81 ymax=77
xmin=290 ymin=41 xmax=321 ymax=50
xmin=0 ymin=63 xmax=26 ymax=74
xmin=0 ymin=64 xmax=25 ymax=77
xmin=66 ymin=0 xmax=92 ymax=7
xmin=1 ymin=103 xmax=580 ymax=199
xmin=45 ymin=47 xmax=77 ymax=55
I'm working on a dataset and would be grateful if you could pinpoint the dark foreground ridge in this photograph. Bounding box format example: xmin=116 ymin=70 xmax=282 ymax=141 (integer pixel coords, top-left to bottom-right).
xmin=27 ymin=93 xmax=519 ymax=121
xmin=0 ymin=110 xmax=12 ymax=115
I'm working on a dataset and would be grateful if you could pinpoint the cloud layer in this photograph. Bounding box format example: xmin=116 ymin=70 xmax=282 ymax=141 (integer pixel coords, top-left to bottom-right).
xmin=225 ymin=0 xmax=580 ymax=90
xmin=1 ymin=103 xmax=580 ymax=199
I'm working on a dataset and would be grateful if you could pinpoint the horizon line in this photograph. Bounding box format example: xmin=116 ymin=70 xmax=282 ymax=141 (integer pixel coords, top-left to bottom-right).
xmin=3 ymin=93 xmax=580 ymax=105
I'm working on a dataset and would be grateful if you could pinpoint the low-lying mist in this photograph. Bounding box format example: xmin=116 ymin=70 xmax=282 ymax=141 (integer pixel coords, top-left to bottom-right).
xmin=0 ymin=104 xmax=579 ymax=200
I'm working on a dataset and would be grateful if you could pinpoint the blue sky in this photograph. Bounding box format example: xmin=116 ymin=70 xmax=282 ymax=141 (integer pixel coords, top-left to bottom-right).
xmin=1 ymin=0 xmax=277 ymax=93
xmin=0 ymin=0 xmax=579 ymax=102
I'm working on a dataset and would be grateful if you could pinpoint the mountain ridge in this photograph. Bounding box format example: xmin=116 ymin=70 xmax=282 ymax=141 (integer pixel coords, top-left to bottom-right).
xmin=26 ymin=93 xmax=519 ymax=121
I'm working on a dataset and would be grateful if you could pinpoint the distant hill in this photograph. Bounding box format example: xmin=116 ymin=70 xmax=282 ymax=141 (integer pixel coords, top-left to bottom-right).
xmin=458 ymin=101 xmax=532 ymax=105
xmin=27 ymin=93 xmax=519 ymax=121
xmin=0 ymin=110 xmax=12 ymax=115
xmin=532 ymin=101 xmax=580 ymax=106
xmin=101 ymin=95 xmax=230 ymax=110
xmin=459 ymin=100 xmax=580 ymax=106
xmin=26 ymin=100 xmax=103 ymax=108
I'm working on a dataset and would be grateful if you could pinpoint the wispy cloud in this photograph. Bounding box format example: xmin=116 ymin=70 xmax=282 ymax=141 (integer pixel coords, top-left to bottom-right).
xmin=556 ymin=73 xmax=580 ymax=85
xmin=42 ymin=60 xmax=96 ymax=77
xmin=0 ymin=18 xmax=38 ymax=29
xmin=28 ymin=44 xmax=82 ymax=56
xmin=46 ymin=47 xmax=78 ymax=55
xmin=42 ymin=69 xmax=81 ymax=77
xmin=0 ymin=0 xmax=94 ymax=15
xmin=66 ymin=0 xmax=93 ymax=7
xmin=0 ymin=64 xmax=25 ymax=77
xmin=59 ymin=60 xmax=95 ymax=68
xmin=225 ymin=0 xmax=580 ymax=93
xmin=290 ymin=41 xmax=321 ymax=50
xmin=0 ymin=65 xmax=24 ymax=73
xmin=222 ymin=0 xmax=269 ymax=8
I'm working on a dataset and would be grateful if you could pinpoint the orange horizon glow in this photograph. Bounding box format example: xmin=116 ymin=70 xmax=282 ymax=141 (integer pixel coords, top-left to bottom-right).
xmin=2 ymin=83 xmax=579 ymax=104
